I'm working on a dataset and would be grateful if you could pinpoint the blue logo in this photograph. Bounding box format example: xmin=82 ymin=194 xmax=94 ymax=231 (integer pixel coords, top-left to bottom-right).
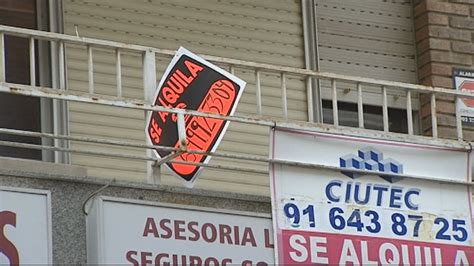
xmin=339 ymin=147 xmax=403 ymax=182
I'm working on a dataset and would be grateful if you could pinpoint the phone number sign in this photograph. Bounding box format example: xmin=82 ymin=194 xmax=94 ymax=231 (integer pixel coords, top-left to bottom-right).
xmin=270 ymin=128 xmax=474 ymax=265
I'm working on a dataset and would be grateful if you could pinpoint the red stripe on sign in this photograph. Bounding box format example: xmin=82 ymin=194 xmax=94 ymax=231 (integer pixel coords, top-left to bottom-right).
xmin=461 ymin=81 xmax=474 ymax=90
xmin=461 ymin=81 xmax=474 ymax=107
xmin=280 ymin=230 xmax=474 ymax=265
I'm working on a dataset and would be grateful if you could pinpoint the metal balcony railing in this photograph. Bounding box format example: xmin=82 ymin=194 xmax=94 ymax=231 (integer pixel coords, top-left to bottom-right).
xmin=0 ymin=25 xmax=472 ymax=186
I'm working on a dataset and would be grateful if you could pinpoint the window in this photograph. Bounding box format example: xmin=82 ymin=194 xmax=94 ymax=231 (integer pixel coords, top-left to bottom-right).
xmin=0 ymin=0 xmax=41 ymax=160
xmin=0 ymin=0 xmax=65 ymax=162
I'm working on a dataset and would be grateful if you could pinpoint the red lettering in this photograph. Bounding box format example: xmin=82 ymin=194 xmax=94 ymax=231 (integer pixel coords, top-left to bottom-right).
xmin=174 ymin=220 xmax=186 ymax=240
xmin=188 ymin=221 xmax=200 ymax=241
xmin=219 ymin=224 xmax=233 ymax=245
xmin=176 ymin=69 xmax=194 ymax=84
xmin=190 ymin=255 xmax=202 ymax=266
xmin=140 ymin=252 xmax=153 ymax=266
xmin=162 ymin=87 xmax=179 ymax=104
xmin=157 ymin=97 xmax=171 ymax=122
xmin=205 ymin=257 xmax=220 ymax=265
xmin=242 ymin=260 xmax=252 ymax=266
xmin=234 ymin=226 xmax=240 ymax=246
xmin=170 ymin=79 xmax=236 ymax=177
xmin=142 ymin=217 xmax=159 ymax=237
xmin=172 ymin=72 xmax=189 ymax=87
xmin=149 ymin=118 xmax=162 ymax=144
xmin=241 ymin=227 xmax=257 ymax=247
xmin=126 ymin=250 xmax=139 ymax=266
xmin=159 ymin=219 xmax=172 ymax=239
xmin=222 ymin=258 xmax=232 ymax=266
xmin=150 ymin=124 xmax=160 ymax=144
xmin=174 ymin=254 xmax=187 ymax=265
xmin=202 ymin=223 xmax=217 ymax=243
xmin=184 ymin=60 xmax=204 ymax=77
xmin=171 ymin=102 xmax=187 ymax=123
xmin=0 ymin=211 xmax=19 ymax=265
xmin=154 ymin=253 xmax=169 ymax=266
xmin=264 ymin=229 xmax=274 ymax=248
xmin=168 ymin=76 xmax=185 ymax=93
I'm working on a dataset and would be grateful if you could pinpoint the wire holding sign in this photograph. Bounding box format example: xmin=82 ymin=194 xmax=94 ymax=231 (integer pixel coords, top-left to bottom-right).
xmin=146 ymin=47 xmax=246 ymax=186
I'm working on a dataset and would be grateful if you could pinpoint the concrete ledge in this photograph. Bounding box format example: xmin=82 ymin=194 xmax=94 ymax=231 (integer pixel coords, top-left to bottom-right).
xmin=0 ymin=157 xmax=270 ymax=203
xmin=0 ymin=156 xmax=87 ymax=178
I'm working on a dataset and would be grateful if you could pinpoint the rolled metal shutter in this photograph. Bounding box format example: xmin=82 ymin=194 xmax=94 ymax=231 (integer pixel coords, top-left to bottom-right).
xmin=316 ymin=0 xmax=418 ymax=110
xmin=62 ymin=0 xmax=305 ymax=195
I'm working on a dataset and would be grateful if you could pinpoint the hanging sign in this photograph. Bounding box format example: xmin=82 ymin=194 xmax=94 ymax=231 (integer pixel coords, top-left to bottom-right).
xmin=146 ymin=47 xmax=246 ymax=186
xmin=454 ymin=68 xmax=474 ymax=125
xmin=270 ymin=128 xmax=473 ymax=265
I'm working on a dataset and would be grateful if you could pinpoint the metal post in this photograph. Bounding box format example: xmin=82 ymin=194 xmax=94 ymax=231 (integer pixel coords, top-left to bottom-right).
xmin=255 ymin=70 xmax=262 ymax=115
xmin=455 ymin=96 xmax=463 ymax=140
xmin=357 ymin=83 xmax=364 ymax=128
xmin=58 ymin=41 xmax=65 ymax=90
xmin=406 ymin=90 xmax=414 ymax=135
xmin=116 ymin=48 xmax=122 ymax=97
xmin=29 ymin=37 xmax=36 ymax=86
xmin=382 ymin=86 xmax=389 ymax=132
xmin=177 ymin=113 xmax=187 ymax=151
xmin=87 ymin=45 xmax=94 ymax=94
xmin=143 ymin=50 xmax=157 ymax=102
xmin=54 ymin=41 xmax=67 ymax=163
xmin=0 ymin=32 xmax=5 ymax=82
xmin=431 ymin=94 xmax=438 ymax=138
xmin=143 ymin=50 xmax=159 ymax=184
xmin=306 ymin=76 xmax=314 ymax=122
xmin=332 ymin=79 xmax=338 ymax=126
xmin=281 ymin=72 xmax=288 ymax=119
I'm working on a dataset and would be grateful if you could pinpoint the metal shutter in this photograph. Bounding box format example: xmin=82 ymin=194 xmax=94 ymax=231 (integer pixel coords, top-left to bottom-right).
xmin=62 ymin=0 xmax=305 ymax=195
xmin=316 ymin=0 xmax=418 ymax=109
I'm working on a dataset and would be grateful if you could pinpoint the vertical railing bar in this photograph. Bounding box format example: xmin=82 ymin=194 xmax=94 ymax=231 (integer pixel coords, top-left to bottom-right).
xmin=406 ymin=89 xmax=414 ymax=135
xmin=55 ymin=40 xmax=66 ymax=163
xmin=0 ymin=32 xmax=4 ymax=82
xmin=229 ymin=65 xmax=234 ymax=75
xmin=357 ymin=83 xmax=364 ymax=128
xmin=332 ymin=79 xmax=339 ymax=126
xmin=281 ymin=72 xmax=288 ymax=119
xmin=143 ymin=50 xmax=158 ymax=184
xmin=455 ymin=96 xmax=463 ymax=140
xmin=306 ymin=76 xmax=314 ymax=123
xmin=255 ymin=70 xmax=262 ymax=115
xmin=87 ymin=45 xmax=94 ymax=94
xmin=382 ymin=86 xmax=389 ymax=132
xmin=431 ymin=93 xmax=438 ymax=138
xmin=58 ymin=41 xmax=65 ymax=90
xmin=29 ymin=37 xmax=36 ymax=86
xmin=116 ymin=48 xmax=122 ymax=97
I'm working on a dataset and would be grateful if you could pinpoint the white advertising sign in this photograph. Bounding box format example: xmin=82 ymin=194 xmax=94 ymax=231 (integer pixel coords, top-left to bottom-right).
xmin=454 ymin=68 xmax=474 ymax=125
xmin=270 ymin=128 xmax=473 ymax=265
xmin=87 ymin=197 xmax=274 ymax=265
xmin=0 ymin=187 xmax=52 ymax=265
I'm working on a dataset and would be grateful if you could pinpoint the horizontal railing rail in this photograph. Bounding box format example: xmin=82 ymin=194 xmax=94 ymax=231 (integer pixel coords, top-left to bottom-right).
xmin=0 ymin=25 xmax=473 ymax=186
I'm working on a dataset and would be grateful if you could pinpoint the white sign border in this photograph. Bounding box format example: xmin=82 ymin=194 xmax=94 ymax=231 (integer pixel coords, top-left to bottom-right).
xmin=0 ymin=186 xmax=53 ymax=265
xmin=87 ymin=195 xmax=272 ymax=264
xmin=269 ymin=127 xmax=473 ymax=265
